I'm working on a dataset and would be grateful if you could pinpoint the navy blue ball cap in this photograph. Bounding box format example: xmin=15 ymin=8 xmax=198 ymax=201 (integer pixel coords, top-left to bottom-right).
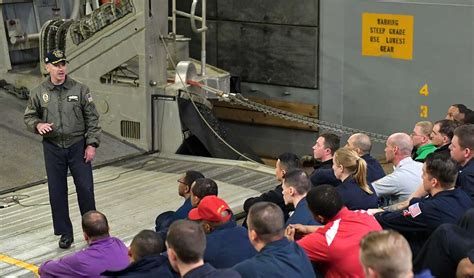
xmin=44 ymin=49 xmax=68 ymax=64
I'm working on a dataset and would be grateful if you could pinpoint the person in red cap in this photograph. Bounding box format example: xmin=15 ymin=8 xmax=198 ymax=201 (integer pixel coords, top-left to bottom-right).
xmin=188 ymin=196 xmax=256 ymax=268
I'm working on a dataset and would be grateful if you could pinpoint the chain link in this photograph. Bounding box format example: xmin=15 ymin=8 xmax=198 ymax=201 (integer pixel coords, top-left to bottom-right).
xmin=218 ymin=93 xmax=388 ymax=143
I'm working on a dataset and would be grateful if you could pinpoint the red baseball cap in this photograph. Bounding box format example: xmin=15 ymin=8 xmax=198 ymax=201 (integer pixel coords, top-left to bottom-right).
xmin=188 ymin=196 xmax=232 ymax=222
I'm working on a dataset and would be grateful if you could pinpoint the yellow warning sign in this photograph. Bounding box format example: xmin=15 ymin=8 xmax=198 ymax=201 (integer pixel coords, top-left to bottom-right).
xmin=362 ymin=13 xmax=414 ymax=60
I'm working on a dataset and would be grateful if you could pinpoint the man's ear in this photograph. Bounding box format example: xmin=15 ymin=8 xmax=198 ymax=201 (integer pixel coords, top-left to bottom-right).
xmin=83 ymin=232 xmax=89 ymax=242
xmin=366 ymin=266 xmax=378 ymax=278
xmin=443 ymin=135 xmax=450 ymax=145
xmin=249 ymin=229 xmax=258 ymax=242
xmin=201 ymin=222 xmax=212 ymax=234
xmin=288 ymin=186 xmax=295 ymax=196
xmin=167 ymin=247 xmax=177 ymax=262
xmin=465 ymin=148 xmax=472 ymax=159
xmin=315 ymin=215 xmax=325 ymax=224
xmin=128 ymin=247 xmax=134 ymax=262
xmin=431 ymin=177 xmax=439 ymax=188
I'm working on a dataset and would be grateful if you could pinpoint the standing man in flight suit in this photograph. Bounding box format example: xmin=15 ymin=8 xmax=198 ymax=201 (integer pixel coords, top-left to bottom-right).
xmin=24 ymin=49 xmax=101 ymax=249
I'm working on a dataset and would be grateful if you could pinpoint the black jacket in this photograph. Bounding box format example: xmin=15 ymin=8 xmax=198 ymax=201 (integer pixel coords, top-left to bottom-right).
xmin=102 ymin=254 xmax=178 ymax=278
xmin=243 ymin=183 xmax=293 ymax=221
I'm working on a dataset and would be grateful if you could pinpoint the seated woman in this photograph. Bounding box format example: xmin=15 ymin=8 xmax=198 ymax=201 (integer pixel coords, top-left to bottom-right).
xmin=332 ymin=148 xmax=378 ymax=210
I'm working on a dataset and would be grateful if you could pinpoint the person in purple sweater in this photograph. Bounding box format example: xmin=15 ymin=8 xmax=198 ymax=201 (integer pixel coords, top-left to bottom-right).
xmin=39 ymin=210 xmax=129 ymax=278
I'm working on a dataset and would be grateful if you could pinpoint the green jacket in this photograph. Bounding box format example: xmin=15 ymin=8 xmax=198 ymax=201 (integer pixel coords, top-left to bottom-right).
xmin=414 ymin=143 xmax=437 ymax=162
xmin=24 ymin=76 xmax=101 ymax=148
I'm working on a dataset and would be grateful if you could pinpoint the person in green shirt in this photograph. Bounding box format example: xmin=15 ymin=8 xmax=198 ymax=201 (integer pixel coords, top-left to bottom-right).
xmin=411 ymin=121 xmax=437 ymax=162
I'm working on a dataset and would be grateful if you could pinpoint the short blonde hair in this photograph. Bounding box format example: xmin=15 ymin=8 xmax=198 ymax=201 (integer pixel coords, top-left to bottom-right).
xmin=360 ymin=230 xmax=413 ymax=278
xmin=415 ymin=121 xmax=433 ymax=136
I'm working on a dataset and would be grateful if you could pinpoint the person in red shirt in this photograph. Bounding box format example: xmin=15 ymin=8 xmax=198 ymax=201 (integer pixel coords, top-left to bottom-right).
xmin=286 ymin=184 xmax=382 ymax=277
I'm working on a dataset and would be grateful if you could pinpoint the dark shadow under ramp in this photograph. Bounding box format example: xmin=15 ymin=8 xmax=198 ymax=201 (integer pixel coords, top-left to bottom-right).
xmin=0 ymin=89 xmax=143 ymax=194
xmin=177 ymin=98 xmax=263 ymax=163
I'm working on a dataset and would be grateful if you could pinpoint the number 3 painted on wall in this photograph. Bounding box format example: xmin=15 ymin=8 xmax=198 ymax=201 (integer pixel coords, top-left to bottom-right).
xmin=420 ymin=105 xmax=428 ymax=118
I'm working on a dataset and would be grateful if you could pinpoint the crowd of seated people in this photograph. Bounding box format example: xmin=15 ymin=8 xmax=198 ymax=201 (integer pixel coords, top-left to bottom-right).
xmin=40 ymin=103 xmax=474 ymax=278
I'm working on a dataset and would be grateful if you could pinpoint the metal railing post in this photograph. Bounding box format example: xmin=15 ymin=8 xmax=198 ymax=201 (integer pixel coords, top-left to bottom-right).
xmin=169 ymin=0 xmax=208 ymax=75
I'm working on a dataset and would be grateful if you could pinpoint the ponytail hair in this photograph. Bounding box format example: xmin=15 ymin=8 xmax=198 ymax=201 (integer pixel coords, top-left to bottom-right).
xmin=334 ymin=148 xmax=373 ymax=194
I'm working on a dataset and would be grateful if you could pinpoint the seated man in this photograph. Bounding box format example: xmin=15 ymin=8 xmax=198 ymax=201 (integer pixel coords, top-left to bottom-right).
xmin=360 ymin=230 xmax=432 ymax=278
xmin=188 ymin=196 xmax=256 ymax=268
xmin=166 ymin=220 xmax=240 ymax=278
xmin=243 ymin=152 xmax=299 ymax=223
xmin=39 ymin=211 xmax=129 ymax=278
xmin=190 ymin=178 xmax=218 ymax=207
xmin=446 ymin=104 xmax=470 ymax=123
xmin=310 ymin=133 xmax=341 ymax=187
xmin=413 ymin=208 xmax=474 ymax=277
xmin=155 ymin=171 xmax=204 ymax=233
xmin=102 ymin=230 xmax=177 ymax=277
xmin=374 ymin=153 xmax=473 ymax=256
xmin=372 ymin=133 xmax=423 ymax=205
xmin=346 ymin=133 xmax=385 ymax=182
xmin=450 ymin=124 xmax=474 ymax=201
xmin=287 ymin=185 xmax=382 ymax=277
xmin=282 ymin=169 xmax=319 ymax=227
xmin=233 ymin=202 xmax=315 ymax=278
xmin=411 ymin=121 xmax=437 ymax=162
xmin=430 ymin=119 xmax=459 ymax=157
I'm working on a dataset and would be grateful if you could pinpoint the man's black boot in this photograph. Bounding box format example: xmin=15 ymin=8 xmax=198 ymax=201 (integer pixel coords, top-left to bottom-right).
xmin=59 ymin=234 xmax=74 ymax=249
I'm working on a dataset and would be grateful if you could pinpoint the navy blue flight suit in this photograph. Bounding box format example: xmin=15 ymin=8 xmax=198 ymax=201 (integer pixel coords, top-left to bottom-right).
xmin=204 ymin=220 xmax=256 ymax=268
xmin=375 ymin=188 xmax=473 ymax=257
xmin=337 ymin=177 xmax=379 ymax=210
xmin=233 ymin=238 xmax=315 ymax=278
xmin=457 ymin=158 xmax=474 ymax=202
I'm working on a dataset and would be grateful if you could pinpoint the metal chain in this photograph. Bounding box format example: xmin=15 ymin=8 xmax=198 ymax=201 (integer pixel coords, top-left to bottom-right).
xmin=218 ymin=93 xmax=388 ymax=143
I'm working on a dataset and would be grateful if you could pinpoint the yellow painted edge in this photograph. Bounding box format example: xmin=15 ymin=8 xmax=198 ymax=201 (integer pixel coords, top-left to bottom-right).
xmin=0 ymin=254 xmax=39 ymax=277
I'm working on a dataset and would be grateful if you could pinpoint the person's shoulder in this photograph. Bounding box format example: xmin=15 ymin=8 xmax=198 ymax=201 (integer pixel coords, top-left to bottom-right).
xmin=214 ymin=268 xmax=241 ymax=277
xmin=463 ymin=159 xmax=474 ymax=172
xmin=30 ymin=78 xmax=51 ymax=95
xmin=233 ymin=258 xmax=257 ymax=274
xmin=348 ymin=209 xmax=380 ymax=224
xmin=451 ymin=188 xmax=473 ymax=205
xmin=103 ymin=236 xmax=128 ymax=252
xmin=212 ymin=268 xmax=242 ymax=278
xmin=67 ymin=77 xmax=90 ymax=91
xmin=187 ymin=263 xmax=240 ymax=278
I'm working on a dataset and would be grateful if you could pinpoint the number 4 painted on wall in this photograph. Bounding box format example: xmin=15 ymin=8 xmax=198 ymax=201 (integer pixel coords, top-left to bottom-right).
xmin=419 ymin=84 xmax=429 ymax=96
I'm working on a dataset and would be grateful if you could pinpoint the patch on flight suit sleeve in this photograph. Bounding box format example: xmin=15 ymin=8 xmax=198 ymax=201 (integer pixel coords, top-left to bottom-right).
xmin=85 ymin=93 xmax=93 ymax=103
xmin=408 ymin=203 xmax=422 ymax=218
